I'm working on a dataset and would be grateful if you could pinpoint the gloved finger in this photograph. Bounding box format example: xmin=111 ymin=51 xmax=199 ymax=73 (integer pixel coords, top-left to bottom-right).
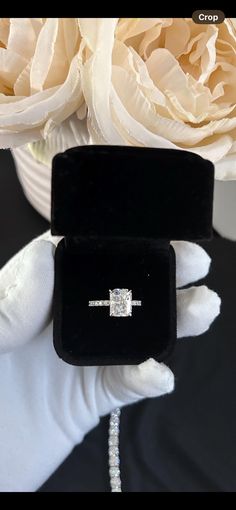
xmin=171 ymin=241 xmax=211 ymax=288
xmin=95 ymin=285 xmax=220 ymax=414
xmin=0 ymin=234 xmax=57 ymax=353
xmin=0 ymin=231 xmax=60 ymax=292
xmin=37 ymin=230 xmax=62 ymax=247
xmin=95 ymin=358 xmax=174 ymax=416
xmin=177 ymin=285 xmax=221 ymax=338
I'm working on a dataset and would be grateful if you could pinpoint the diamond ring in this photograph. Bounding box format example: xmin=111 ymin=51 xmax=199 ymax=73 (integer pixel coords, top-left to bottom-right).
xmin=89 ymin=288 xmax=142 ymax=317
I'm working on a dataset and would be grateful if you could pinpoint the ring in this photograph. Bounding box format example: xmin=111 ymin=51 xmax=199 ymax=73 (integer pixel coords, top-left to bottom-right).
xmin=89 ymin=288 xmax=142 ymax=317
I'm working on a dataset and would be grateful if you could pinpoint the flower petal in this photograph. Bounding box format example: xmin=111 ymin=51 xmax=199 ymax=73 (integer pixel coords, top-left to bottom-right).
xmin=13 ymin=60 xmax=31 ymax=96
xmin=190 ymin=134 xmax=233 ymax=163
xmin=30 ymin=18 xmax=58 ymax=93
xmin=62 ymin=18 xmax=80 ymax=62
xmin=0 ymin=47 xmax=27 ymax=90
xmin=78 ymin=18 xmax=100 ymax=51
xmin=81 ymin=18 xmax=123 ymax=144
xmin=0 ymin=18 xmax=10 ymax=46
xmin=110 ymin=82 xmax=177 ymax=148
xmin=0 ymin=54 xmax=83 ymax=148
xmin=116 ymin=18 xmax=162 ymax=42
xmin=7 ymin=18 xmax=39 ymax=60
xmin=214 ymin=152 xmax=236 ymax=179
xmin=28 ymin=112 xmax=90 ymax=166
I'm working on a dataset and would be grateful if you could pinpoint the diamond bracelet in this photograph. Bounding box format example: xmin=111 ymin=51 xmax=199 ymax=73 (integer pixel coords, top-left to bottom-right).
xmin=108 ymin=408 xmax=122 ymax=492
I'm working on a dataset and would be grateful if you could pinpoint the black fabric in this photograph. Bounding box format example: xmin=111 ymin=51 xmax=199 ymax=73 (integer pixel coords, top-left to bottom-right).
xmin=52 ymin=147 xmax=213 ymax=366
xmin=1 ymin=150 xmax=236 ymax=492
xmin=51 ymin=146 xmax=214 ymax=241
xmin=53 ymin=238 xmax=176 ymax=365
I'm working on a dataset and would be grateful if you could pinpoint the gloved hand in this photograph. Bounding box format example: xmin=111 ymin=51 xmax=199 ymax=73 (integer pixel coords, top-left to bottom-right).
xmin=0 ymin=232 xmax=220 ymax=491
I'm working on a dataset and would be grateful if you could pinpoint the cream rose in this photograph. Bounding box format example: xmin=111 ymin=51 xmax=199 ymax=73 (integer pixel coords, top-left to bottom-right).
xmin=81 ymin=18 xmax=236 ymax=179
xmin=2 ymin=18 xmax=236 ymax=181
xmin=0 ymin=18 xmax=85 ymax=148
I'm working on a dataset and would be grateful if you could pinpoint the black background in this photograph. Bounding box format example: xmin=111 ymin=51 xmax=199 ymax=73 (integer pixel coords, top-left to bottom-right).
xmin=0 ymin=149 xmax=236 ymax=492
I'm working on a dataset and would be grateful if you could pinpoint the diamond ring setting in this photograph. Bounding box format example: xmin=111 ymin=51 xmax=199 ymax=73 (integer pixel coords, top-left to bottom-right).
xmin=89 ymin=288 xmax=142 ymax=317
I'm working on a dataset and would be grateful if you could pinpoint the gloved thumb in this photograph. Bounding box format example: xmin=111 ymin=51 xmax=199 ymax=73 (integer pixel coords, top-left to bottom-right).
xmin=95 ymin=358 xmax=174 ymax=416
xmin=0 ymin=232 xmax=57 ymax=353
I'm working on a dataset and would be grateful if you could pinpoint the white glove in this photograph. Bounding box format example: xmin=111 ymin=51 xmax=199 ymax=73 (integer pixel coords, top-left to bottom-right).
xmin=0 ymin=233 xmax=220 ymax=491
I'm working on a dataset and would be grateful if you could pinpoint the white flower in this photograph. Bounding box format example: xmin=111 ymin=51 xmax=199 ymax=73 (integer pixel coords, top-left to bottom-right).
xmin=2 ymin=18 xmax=236 ymax=180
xmin=0 ymin=18 xmax=84 ymax=148
xmin=81 ymin=18 xmax=236 ymax=179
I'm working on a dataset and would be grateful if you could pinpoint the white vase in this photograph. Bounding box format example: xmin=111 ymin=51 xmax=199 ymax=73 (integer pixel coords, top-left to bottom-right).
xmin=12 ymin=145 xmax=52 ymax=221
xmin=12 ymin=124 xmax=236 ymax=241
xmin=11 ymin=114 xmax=90 ymax=221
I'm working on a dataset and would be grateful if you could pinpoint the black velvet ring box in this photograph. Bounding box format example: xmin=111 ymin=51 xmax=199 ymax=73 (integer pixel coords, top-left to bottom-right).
xmin=51 ymin=146 xmax=214 ymax=366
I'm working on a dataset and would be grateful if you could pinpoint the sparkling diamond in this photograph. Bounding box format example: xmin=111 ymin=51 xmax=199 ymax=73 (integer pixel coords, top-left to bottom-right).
xmin=109 ymin=467 xmax=120 ymax=477
xmin=110 ymin=416 xmax=119 ymax=425
xmin=111 ymin=477 xmax=121 ymax=489
xmin=109 ymin=456 xmax=120 ymax=467
xmin=109 ymin=446 xmax=119 ymax=455
xmin=109 ymin=436 xmax=119 ymax=446
xmin=109 ymin=446 xmax=119 ymax=456
xmin=109 ymin=426 xmax=119 ymax=435
xmin=110 ymin=289 xmax=132 ymax=317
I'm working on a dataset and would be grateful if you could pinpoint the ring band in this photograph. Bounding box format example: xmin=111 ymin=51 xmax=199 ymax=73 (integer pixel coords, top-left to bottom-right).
xmin=89 ymin=289 xmax=142 ymax=317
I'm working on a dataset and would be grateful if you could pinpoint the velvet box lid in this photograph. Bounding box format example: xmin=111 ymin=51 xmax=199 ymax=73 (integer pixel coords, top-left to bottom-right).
xmin=51 ymin=146 xmax=214 ymax=241
xmin=51 ymin=146 xmax=214 ymax=366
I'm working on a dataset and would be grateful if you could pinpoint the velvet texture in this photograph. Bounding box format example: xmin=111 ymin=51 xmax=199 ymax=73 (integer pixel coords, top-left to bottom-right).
xmin=53 ymin=238 xmax=176 ymax=366
xmin=51 ymin=146 xmax=214 ymax=366
xmin=51 ymin=146 xmax=214 ymax=241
